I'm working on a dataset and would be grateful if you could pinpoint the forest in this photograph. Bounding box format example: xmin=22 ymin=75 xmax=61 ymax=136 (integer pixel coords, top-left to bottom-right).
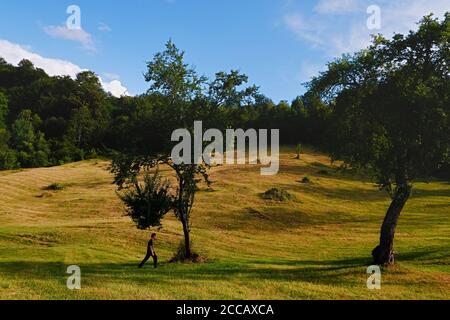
xmin=0 ymin=49 xmax=329 ymax=171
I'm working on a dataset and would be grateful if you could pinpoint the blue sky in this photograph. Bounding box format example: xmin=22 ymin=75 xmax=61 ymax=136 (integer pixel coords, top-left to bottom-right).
xmin=0 ymin=0 xmax=448 ymax=101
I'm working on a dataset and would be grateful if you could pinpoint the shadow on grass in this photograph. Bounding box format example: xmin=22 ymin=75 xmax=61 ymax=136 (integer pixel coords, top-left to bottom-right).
xmin=0 ymin=248 xmax=445 ymax=290
xmin=0 ymin=259 xmax=363 ymax=288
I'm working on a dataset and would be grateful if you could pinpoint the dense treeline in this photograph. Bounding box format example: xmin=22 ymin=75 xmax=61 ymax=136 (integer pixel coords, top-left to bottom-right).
xmin=0 ymin=25 xmax=448 ymax=181
xmin=0 ymin=58 xmax=114 ymax=168
xmin=0 ymin=52 xmax=330 ymax=170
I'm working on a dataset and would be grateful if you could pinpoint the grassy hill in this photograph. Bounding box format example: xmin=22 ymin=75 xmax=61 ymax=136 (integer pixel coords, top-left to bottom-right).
xmin=0 ymin=148 xmax=449 ymax=299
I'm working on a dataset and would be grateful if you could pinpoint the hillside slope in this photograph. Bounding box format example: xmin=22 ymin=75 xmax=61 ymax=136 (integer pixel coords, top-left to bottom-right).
xmin=0 ymin=149 xmax=449 ymax=299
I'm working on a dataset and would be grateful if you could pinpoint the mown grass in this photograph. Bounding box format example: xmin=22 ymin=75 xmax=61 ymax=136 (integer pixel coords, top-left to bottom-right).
xmin=0 ymin=148 xmax=448 ymax=300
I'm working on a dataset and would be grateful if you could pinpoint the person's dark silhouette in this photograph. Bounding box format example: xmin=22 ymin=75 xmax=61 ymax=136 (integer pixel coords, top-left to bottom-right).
xmin=139 ymin=233 xmax=158 ymax=268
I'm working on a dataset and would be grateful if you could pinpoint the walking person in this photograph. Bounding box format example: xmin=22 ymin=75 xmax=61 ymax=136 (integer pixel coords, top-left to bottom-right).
xmin=138 ymin=233 xmax=158 ymax=268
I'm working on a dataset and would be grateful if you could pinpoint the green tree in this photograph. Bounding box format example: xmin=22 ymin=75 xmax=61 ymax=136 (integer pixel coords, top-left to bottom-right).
xmin=74 ymin=71 xmax=110 ymax=152
xmin=0 ymin=129 xmax=16 ymax=170
xmin=145 ymin=40 xmax=206 ymax=102
xmin=113 ymin=41 xmax=210 ymax=259
xmin=208 ymin=70 xmax=258 ymax=108
xmin=66 ymin=104 xmax=96 ymax=152
xmin=308 ymin=14 xmax=450 ymax=265
xmin=0 ymin=91 xmax=7 ymax=129
xmin=0 ymin=92 xmax=17 ymax=169
xmin=11 ymin=109 xmax=50 ymax=168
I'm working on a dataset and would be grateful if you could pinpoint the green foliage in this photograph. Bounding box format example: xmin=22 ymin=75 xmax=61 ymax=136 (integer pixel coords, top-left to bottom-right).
xmin=308 ymin=14 xmax=450 ymax=188
xmin=208 ymin=70 xmax=259 ymax=108
xmin=261 ymin=188 xmax=295 ymax=201
xmin=0 ymin=41 xmax=335 ymax=171
xmin=307 ymin=13 xmax=450 ymax=264
xmin=0 ymin=138 xmax=17 ymax=170
xmin=169 ymin=240 xmax=203 ymax=263
xmin=113 ymin=41 xmax=218 ymax=259
xmin=0 ymin=94 xmax=17 ymax=168
xmin=45 ymin=183 xmax=66 ymax=191
xmin=11 ymin=110 xmax=50 ymax=168
xmin=0 ymin=25 xmax=448 ymax=184
xmin=0 ymin=91 xmax=7 ymax=130
xmin=118 ymin=171 xmax=173 ymax=230
xmin=0 ymin=60 xmax=112 ymax=170
xmin=301 ymin=176 xmax=311 ymax=184
xmin=145 ymin=40 xmax=207 ymax=101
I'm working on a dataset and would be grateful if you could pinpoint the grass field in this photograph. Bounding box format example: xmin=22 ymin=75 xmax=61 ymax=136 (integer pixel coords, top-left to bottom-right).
xmin=0 ymin=148 xmax=449 ymax=300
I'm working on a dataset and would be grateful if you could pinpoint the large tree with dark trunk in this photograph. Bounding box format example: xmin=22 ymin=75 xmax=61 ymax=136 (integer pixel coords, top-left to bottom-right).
xmin=111 ymin=40 xmax=210 ymax=260
xmin=111 ymin=40 xmax=258 ymax=259
xmin=307 ymin=14 xmax=450 ymax=265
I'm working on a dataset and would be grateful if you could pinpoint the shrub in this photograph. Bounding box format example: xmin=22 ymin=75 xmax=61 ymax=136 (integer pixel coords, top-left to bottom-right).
xmin=261 ymin=188 xmax=295 ymax=201
xmin=301 ymin=176 xmax=311 ymax=184
xmin=171 ymin=240 xmax=193 ymax=262
xmin=45 ymin=183 xmax=66 ymax=191
xmin=170 ymin=240 xmax=205 ymax=263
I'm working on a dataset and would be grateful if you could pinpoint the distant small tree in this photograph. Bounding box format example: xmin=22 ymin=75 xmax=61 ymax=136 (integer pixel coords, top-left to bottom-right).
xmin=295 ymin=144 xmax=302 ymax=160
xmin=308 ymin=14 xmax=450 ymax=265
xmin=11 ymin=109 xmax=50 ymax=168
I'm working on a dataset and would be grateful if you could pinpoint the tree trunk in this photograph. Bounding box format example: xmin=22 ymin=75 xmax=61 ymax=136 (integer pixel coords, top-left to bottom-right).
xmin=177 ymin=175 xmax=192 ymax=259
xmin=181 ymin=217 xmax=191 ymax=259
xmin=372 ymin=182 xmax=411 ymax=265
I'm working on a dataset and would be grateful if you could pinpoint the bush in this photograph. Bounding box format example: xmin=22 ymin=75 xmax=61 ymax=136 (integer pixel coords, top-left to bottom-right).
xmin=169 ymin=241 xmax=205 ymax=263
xmin=45 ymin=183 xmax=66 ymax=191
xmin=170 ymin=240 xmax=193 ymax=262
xmin=118 ymin=171 xmax=173 ymax=230
xmin=261 ymin=188 xmax=295 ymax=201
xmin=301 ymin=176 xmax=311 ymax=184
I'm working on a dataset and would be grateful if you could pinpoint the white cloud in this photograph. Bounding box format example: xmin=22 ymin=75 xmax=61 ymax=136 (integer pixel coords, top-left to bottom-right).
xmin=315 ymin=0 xmax=359 ymax=14
xmin=98 ymin=22 xmax=112 ymax=32
xmin=44 ymin=25 xmax=96 ymax=52
xmin=284 ymin=0 xmax=449 ymax=57
xmin=283 ymin=14 xmax=325 ymax=48
xmin=101 ymin=80 xmax=128 ymax=97
xmin=0 ymin=39 xmax=84 ymax=77
xmin=0 ymin=39 xmax=128 ymax=97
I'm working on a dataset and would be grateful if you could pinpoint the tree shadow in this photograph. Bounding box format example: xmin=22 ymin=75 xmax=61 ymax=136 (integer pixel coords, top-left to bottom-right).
xmin=0 ymin=259 xmax=364 ymax=288
xmin=0 ymin=246 xmax=446 ymax=295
